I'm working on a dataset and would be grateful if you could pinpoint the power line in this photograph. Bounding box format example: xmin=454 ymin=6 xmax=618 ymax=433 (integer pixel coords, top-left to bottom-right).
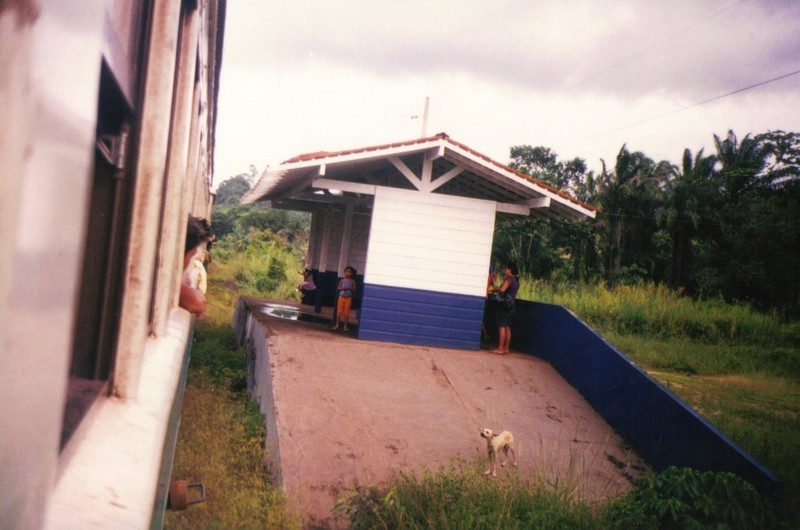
xmin=567 ymin=0 xmax=749 ymax=88
xmin=565 ymin=68 xmax=800 ymax=148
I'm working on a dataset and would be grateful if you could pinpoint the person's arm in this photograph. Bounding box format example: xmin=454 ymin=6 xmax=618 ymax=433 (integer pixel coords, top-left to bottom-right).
xmin=498 ymin=279 xmax=510 ymax=293
xmin=180 ymin=282 xmax=206 ymax=314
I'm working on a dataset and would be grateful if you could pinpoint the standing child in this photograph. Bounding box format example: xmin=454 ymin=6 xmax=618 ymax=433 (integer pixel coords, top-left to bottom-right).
xmin=331 ymin=266 xmax=357 ymax=332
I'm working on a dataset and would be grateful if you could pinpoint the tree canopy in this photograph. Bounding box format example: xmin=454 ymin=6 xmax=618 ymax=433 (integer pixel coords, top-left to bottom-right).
xmin=215 ymin=165 xmax=258 ymax=205
xmin=210 ymin=130 xmax=800 ymax=317
xmin=499 ymin=129 xmax=800 ymax=316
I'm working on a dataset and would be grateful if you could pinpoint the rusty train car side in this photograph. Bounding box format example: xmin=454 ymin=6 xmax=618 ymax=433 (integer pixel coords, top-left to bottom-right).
xmin=0 ymin=1 xmax=226 ymax=527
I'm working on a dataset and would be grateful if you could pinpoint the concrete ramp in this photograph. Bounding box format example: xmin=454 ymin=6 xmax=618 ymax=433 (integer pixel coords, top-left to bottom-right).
xmin=234 ymin=297 xmax=648 ymax=529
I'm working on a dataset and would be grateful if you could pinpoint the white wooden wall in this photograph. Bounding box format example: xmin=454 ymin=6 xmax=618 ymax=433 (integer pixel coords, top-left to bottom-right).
xmin=349 ymin=212 xmax=371 ymax=272
xmin=308 ymin=208 xmax=370 ymax=274
xmin=364 ymin=187 xmax=495 ymax=297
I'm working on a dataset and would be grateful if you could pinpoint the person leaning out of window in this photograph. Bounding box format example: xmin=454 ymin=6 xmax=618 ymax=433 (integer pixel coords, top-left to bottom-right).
xmin=179 ymin=215 xmax=214 ymax=314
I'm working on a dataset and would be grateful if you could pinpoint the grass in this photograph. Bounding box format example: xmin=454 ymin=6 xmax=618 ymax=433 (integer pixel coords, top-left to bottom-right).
xmin=520 ymin=279 xmax=799 ymax=347
xmin=336 ymin=460 xmax=777 ymax=530
xmin=644 ymin=370 xmax=800 ymax=518
xmin=519 ymin=279 xmax=800 ymax=524
xmin=164 ymin=262 xmax=303 ymax=530
xmin=334 ymin=460 xmax=600 ymax=530
xmin=168 ymin=231 xmax=799 ymax=527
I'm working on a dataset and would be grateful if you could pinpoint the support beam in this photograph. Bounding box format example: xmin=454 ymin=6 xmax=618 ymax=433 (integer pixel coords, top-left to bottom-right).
xmin=337 ymin=201 xmax=355 ymax=275
xmin=428 ymin=164 xmax=465 ymax=192
xmin=520 ymin=197 xmax=551 ymax=209
xmin=421 ymin=152 xmax=434 ymax=190
xmin=318 ymin=207 xmax=333 ymax=272
xmin=419 ymin=145 xmax=446 ymax=191
xmin=306 ymin=211 xmax=320 ymax=268
xmin=389 ymin=156 xmax=421 ymax=190
xmin=313 ymin=178 xmax=377 ymax=196
xmin=496 ymin=202 xmax=533 ymax=216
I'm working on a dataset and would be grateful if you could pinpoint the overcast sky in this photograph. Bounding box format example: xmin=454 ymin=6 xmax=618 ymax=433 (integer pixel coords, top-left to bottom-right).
xmin=213 ymin=0 xmax=800 ymax=186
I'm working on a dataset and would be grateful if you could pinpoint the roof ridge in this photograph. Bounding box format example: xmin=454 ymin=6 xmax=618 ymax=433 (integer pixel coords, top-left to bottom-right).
xmin=278 ymin=132 xmax=597 ymax=213
xmin=439 ymin=136 xmax=598 ymax=212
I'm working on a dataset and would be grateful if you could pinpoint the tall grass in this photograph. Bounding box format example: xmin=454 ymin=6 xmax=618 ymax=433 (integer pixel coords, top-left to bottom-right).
xmin=520 ymin=279 xmax=799 ymax=347
xmin=519 ymin=278 xmax=800 ymax=522
xmin=212 ymin=228 xmax=306 ymax=301
xmin=165 ymin=232 xmax=305 ymax=529
xmin=336 ymin=460 xmax=776 ymax=530
xmin=335 ymin=461 xmax=598 ymax=530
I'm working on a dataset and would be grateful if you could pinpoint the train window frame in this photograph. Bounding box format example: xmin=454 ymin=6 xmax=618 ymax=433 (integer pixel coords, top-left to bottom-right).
xmin=62 ymin=1 xmax=145 ymax=451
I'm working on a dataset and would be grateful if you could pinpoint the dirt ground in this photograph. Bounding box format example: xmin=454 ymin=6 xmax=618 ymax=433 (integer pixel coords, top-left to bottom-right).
xmin=240 ymin=299 xmax=649 ymax=529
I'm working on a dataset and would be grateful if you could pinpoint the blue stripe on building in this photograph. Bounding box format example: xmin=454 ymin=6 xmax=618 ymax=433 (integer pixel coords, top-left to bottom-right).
xmin=357 ymin=283 xmax=485 ymax=350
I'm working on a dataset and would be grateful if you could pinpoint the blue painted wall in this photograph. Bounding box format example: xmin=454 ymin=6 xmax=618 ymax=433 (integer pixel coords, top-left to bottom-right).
xmin=358 ymin=283 xmax=484 ymax=350
xmin=511 ymin=300 xmax=781 ymax=501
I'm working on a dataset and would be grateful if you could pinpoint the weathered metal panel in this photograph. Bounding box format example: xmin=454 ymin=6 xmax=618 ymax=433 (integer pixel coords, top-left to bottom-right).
xmin=1 ymin=2 xmax=106 ymax=528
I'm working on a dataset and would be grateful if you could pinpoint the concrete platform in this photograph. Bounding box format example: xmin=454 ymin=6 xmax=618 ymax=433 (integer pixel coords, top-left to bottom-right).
xmin=234 ymin=297 xmax=649 ymax=529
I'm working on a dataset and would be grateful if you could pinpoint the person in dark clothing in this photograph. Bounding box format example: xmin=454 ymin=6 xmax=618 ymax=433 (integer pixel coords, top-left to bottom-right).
xmin=487 ymin=262 xmax=520 ymax=354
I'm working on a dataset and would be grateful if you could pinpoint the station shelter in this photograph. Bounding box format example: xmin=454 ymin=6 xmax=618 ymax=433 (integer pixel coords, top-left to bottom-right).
xmin=241 ymin=132 xmax=597 ymax=350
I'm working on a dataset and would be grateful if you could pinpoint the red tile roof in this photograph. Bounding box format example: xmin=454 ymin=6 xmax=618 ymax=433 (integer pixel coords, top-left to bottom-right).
xmin=282 ymin=132 xmax=598 ymax=213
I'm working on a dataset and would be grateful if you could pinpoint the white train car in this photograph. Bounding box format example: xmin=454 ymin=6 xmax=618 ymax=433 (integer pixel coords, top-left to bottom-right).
xmin=0 ymin=0 xmax=225 ymax=528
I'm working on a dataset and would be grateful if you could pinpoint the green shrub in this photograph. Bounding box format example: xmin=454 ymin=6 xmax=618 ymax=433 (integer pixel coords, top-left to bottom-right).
xmin=189 ymin=323 xmax=247 ymax=394
xmin=613 ymin=466 xmax=776 ymax=530
xmin=334 ymin=463 xmax=596 ymax=530
xmin=254 ymin=272 xmax=279 ymax=293
xmin=214 ymin=227 xmax=303 ymax=298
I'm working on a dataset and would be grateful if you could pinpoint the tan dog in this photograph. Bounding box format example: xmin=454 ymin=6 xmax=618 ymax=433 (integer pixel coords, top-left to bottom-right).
xmin=480 ymin=428 xmax=517 ymax=477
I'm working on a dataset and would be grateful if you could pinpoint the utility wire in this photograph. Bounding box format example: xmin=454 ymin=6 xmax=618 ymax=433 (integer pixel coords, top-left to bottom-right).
xmin=564 ymin=68 xmax=800 ymax=148
xmin=567 ymin=0 xmax=749 ymax=88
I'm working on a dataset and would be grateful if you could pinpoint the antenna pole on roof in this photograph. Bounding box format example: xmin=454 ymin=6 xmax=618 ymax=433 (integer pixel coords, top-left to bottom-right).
xmin=421 ymin=96 xmax=429 ymax=137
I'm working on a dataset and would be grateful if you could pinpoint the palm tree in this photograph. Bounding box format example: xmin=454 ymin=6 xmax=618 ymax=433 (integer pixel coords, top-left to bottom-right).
xmin=657 ymin=148 xmax=718 ymax=289
xmin=599 ymin=145 xmax=669 ymax=280
xmin=713 ymin=129 xmax=771 ymax=202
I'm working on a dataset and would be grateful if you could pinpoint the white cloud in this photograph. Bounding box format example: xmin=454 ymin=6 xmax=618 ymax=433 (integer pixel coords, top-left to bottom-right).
xmin=213 ymin=0 xmax=800 ymax=185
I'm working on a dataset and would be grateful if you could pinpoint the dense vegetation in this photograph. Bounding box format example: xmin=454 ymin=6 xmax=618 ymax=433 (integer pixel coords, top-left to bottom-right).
xmin=498 ymin=130 xmax=800 ymax=318
xmin=167 ymin=130 xmax=799 ymax=527
xmin=214 ymin=129 xmax=800 ymax=318
xmin=335 ymin=464 xmax=776 ymax=530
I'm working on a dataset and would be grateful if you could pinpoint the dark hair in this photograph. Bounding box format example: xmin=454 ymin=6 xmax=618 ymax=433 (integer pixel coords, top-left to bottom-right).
xmin=507 ymin=262 xmax=519 ymax=278
xmin=344 ymin=266 xmax=356 ymax=275
xmin=185 ymin=215 xmax=213 ymax=253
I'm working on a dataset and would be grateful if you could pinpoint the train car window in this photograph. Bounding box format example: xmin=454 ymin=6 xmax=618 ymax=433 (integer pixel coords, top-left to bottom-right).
xmin=62 ymin=1 xmax=145 ymax=450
